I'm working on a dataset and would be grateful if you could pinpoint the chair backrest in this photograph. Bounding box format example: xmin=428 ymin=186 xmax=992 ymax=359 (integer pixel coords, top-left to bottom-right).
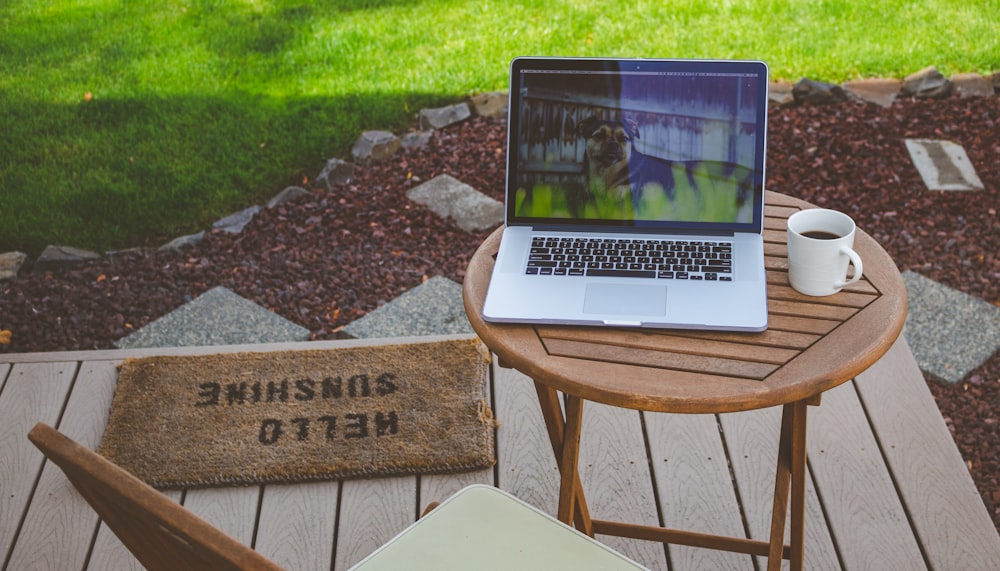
xmin=27 ymin=423 xmax=283 ymax=571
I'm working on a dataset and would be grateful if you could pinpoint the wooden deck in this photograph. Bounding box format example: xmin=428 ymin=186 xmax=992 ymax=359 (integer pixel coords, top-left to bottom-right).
xmin=2 ymin=334 xmax=999 ymax=570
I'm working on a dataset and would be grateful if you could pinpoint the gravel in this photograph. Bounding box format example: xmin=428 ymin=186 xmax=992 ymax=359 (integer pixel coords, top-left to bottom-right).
xmin=1 ymin=92 xmax=998 ymax=527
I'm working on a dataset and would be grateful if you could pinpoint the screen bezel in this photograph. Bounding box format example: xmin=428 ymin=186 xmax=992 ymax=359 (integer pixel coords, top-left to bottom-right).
xmin=505 ymin=57 xmax=769 ymax=235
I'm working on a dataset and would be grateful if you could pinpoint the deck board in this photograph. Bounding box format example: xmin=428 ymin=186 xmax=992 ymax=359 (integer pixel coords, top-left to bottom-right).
xmin=808 ymin=380 xmax=926 ymax=568
xmin=719 ymin=405 xmax=840 ymax=570
xmin=855 ymin=337 xmax=1000 ymax=569
xmin=2 ymin=336 xmax=1000 ymax=570
xmin=645 ymin=411 xmax=752 ymax=569
xmin=4 ymin=360 xmax=116 ymax=571
xmin=579 ymin=402 xmax=666 ymax=569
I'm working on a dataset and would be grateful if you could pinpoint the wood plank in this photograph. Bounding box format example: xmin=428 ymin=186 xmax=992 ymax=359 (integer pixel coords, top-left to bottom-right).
xmin=0 ymin=333 xmax=479 ymax=364
xmin=335 ymin=477 xmax=417 ymax=569
xmin=808 ymin=380 xmax=925 ymax=567
xmin=255 ymin=481 xmax=339 ymax=570
xmin=579 ymin=403 xmax=667 ymax=570
xmin=644 ymin=411 xmax=753 ymax=569
xmin=182 ymin=487 xmax=262 ymax=547
xmin=767 ymin=299 xmax=860 ymax=321
xmin=764 ymin=242 xmax=787 ymax=257
xmin=542 ymin=328 xmax=799 ymax=365
xmin=492 ymin=366 xmax=560 ymax=516
xmin=767 ymin=314 xmax=839 ymax=336
xmin=768 ymin=284 xmax=877 ymax=308
xmin=855 ymin=337 xmax=1000 ymax=568
xmin=540 ymin=324 xmax=819 ymax=353
xmin=543 ymin=338 xmax=779 ymax=380
xmin=766 ymin=270 xmax=879 ymax=296
xmin=0 ymin=361 xmax=76 ymax=562
xmin=763 ymin=228 xmax=787 ymax=242
xmin=719 ymin=405 xmax=840 ymax=570
xmin=6 ymin=359 xmax=118 ymax=571
xmin=420 ymin=469 xmax=494 ymax=514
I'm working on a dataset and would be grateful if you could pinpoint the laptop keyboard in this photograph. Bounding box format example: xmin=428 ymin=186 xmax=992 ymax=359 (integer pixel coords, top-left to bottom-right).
xmin=525 ymin=236 xmax=733 ymax=281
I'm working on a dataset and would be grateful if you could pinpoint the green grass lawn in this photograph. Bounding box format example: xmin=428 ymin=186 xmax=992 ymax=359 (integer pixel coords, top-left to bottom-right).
xmin=1 ymin=0 xmax=997 ymax=256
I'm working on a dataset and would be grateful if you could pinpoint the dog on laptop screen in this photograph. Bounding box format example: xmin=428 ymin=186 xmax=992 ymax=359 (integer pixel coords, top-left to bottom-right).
xmin=575 ymin=115 xmax=755 ymax=223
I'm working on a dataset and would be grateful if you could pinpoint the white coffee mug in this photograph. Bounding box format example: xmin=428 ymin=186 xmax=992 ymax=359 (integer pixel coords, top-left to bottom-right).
xmin=786 ymin=209 xmax=863 ymax=296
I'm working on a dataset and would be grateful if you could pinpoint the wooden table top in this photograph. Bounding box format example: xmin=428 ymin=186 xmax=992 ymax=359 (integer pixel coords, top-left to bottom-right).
xmin=463 ymin=191 xmax=908 ymax=414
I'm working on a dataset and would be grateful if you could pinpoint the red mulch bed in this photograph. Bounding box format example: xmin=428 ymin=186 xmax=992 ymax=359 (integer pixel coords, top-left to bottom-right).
xmin=2 ymin=93 xmax=998 ymax=528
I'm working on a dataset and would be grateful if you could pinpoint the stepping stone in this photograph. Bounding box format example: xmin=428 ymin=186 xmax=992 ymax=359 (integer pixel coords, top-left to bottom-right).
xmin=406 ymin=174 xmax=503 ymax=232
xmin=339 ymin=276 xmax=473 ymax=339
xmin=904 ymin=139 xmax=984 ymax=191
xmin=115 ymin=286 xmax=310 ymax=349
xmin=902 ymin=271 xmax=1000 ymax=383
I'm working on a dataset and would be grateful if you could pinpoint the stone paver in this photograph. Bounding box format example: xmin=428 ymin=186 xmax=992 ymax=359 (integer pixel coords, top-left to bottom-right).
xmin=406 ymin=174 xmax=503 ymax=232
xmin=115 ymin=286 xmax=310 ymax=349
xmin=339 ymin=276 xmax=473 ymax=339
xmin=902 ymin=271 xmax=1000 ymax=383
xmin=904 ymin=139 xmax=985 ymax=191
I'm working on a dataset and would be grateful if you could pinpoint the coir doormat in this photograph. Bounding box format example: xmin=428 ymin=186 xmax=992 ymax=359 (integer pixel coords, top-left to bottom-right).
xmin=98 ymin=338 xmax=495 ymax=489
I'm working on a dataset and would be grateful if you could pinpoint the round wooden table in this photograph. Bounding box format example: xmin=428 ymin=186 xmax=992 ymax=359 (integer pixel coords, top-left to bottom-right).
xmin=462 ymin=191 xmax=907 ymax=570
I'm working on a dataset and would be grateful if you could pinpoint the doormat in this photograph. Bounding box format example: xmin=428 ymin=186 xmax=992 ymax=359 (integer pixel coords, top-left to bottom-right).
xmin=98 ymin=338 xmax=495 ymax=490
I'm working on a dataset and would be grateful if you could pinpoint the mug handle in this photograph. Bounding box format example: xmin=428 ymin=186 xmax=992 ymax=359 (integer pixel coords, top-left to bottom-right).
xmin=835 ymin=246 xmax=863 ymax=288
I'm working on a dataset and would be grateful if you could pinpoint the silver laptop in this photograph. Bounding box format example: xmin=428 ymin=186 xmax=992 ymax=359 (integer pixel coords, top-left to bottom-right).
xmin=482 ymin=57 xmax=770 ymax=332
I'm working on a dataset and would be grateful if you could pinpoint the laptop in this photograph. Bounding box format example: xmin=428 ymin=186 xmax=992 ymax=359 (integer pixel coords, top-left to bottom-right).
xmin=482 ymin=57 xmax=770 ymax=332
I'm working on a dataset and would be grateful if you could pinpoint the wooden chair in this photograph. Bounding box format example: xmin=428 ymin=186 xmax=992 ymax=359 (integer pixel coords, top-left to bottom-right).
xmin=27 ymin=423 xmax=283 ymax=571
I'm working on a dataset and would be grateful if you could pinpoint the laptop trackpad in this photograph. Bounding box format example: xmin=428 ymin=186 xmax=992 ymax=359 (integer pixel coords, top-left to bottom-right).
xmin=583 ymin=283 xmax=667 ymax=316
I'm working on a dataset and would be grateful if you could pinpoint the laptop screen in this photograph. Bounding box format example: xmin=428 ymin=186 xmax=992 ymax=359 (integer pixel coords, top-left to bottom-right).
xmin=505 ymin=57 xmax=769 ymax=234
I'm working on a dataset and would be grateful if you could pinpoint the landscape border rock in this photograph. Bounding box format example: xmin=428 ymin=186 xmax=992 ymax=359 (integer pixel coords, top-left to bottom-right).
xmin=792 ymin=78 xmax=848 ymax=105
xmin=952 ymin=73 xmax=996 ymax=98
xmin=213 ymin=205 xmax=262 ymax=234
xmin=842 ymin=78 xmax=903 ymax=108
xmin=2 ymin=67 xmax=996 ymax=281
xmin=32 ymin=245 xmax=101 ymax=274
xmin=267 ymin=186 xmax=311 ymax=208
xmin=159 ymin=231 xmax=206 ymax=252
xmin=315 ymin=158 xmax=355 ymax=189
xmin=419 ymin=102 xmax=471 ymax=130
xmin=351 ymin=130 xmax=401 ymax=165
xmin=469 ymin=92 xmax=508 ymax=120
xmin=0 ymin=251 xmax=26 ymax=281
xmin=902 ymin=66 xmax=954 ymax=99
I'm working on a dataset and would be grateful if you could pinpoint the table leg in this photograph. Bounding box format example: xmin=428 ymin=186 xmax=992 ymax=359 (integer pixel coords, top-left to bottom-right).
xmin=531 ymin=383 xmax=807 ymax=566
xmin=533 ymin=382 xmax=594 ymax=535
xmin=767 ymin=400 xmax=808 ymax=571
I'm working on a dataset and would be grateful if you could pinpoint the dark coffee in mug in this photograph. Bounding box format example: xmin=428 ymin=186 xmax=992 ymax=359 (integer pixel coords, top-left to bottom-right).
xmin=801 ymin=230 xmax=841 ymax=240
